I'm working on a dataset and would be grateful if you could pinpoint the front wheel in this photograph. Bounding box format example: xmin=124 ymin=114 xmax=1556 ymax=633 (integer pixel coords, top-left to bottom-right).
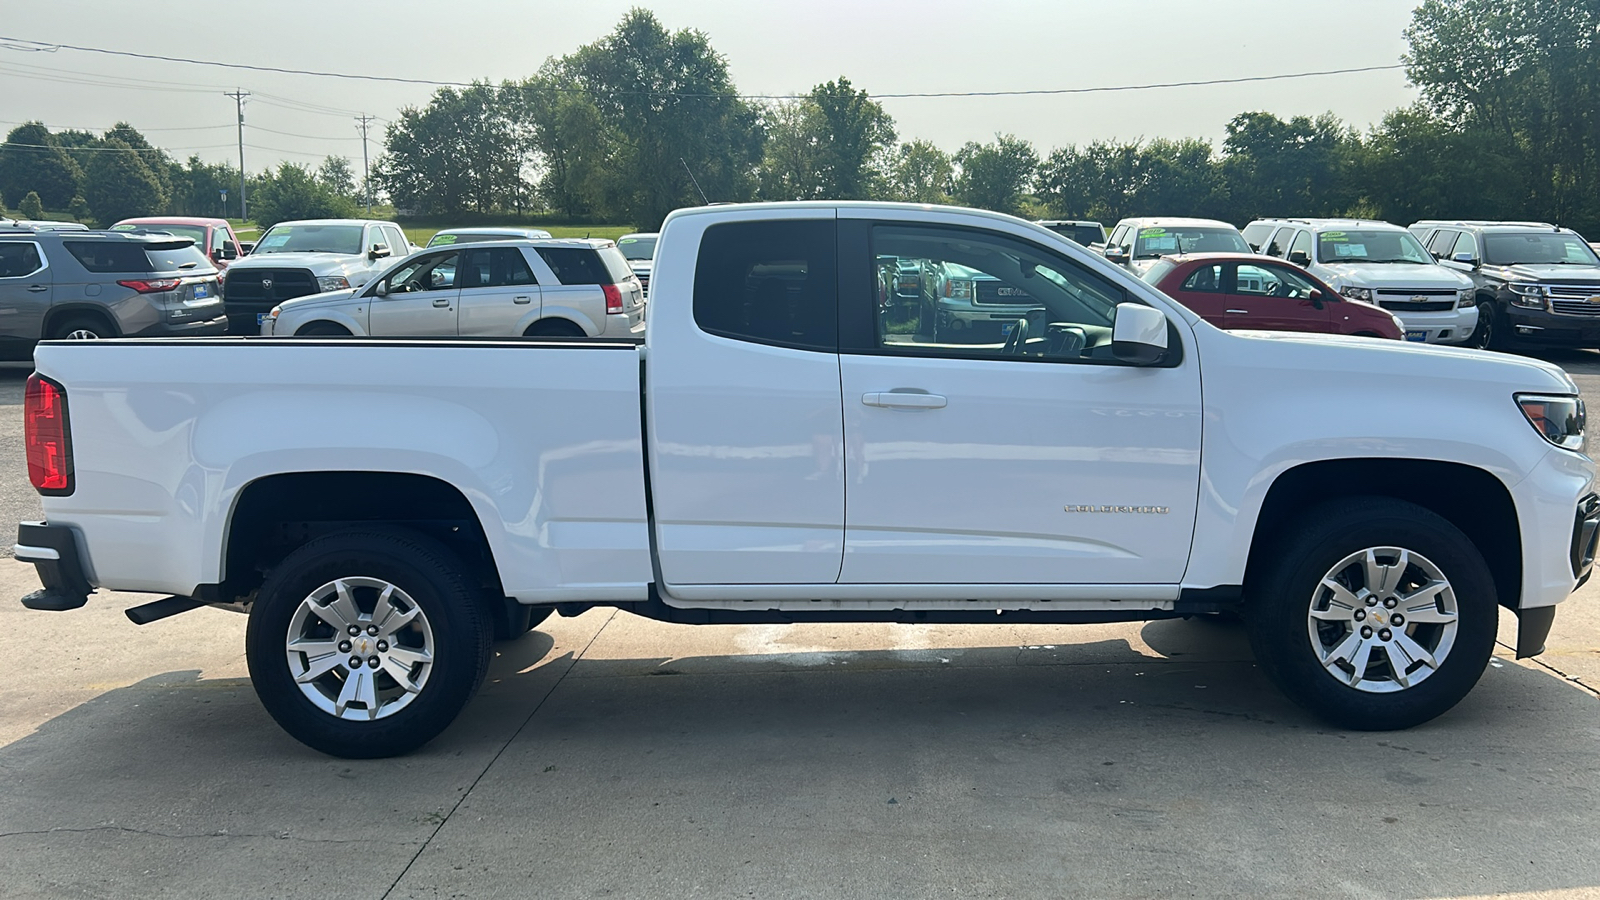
xmin=1466 ymin=299 xmax=1499 ymax=350
xmin=245 ymin=529 xmax=493 ymax=758
xmin=1246 ymin=498 xmax=1497 ymax=730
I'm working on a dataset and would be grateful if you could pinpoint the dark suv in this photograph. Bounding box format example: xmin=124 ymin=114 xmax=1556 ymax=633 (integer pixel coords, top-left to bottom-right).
xmin=1409 ymin=220 xmax=1600 ymax=349
xmin=0 ymin=226 xmax=224 ymax=360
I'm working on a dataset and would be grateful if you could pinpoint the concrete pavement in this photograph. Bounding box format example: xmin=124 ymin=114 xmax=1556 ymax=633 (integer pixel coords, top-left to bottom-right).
xmin=3 ymin=558 xmax=1599 ymax=900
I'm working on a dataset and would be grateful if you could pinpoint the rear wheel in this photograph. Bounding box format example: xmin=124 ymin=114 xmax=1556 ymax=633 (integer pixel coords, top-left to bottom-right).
xmin=245 ymin=529 xmax=492 ymax=758
xmin=525 ymin=318 xmax=586 ymax=338
xmin=296 ymin=321 xmax=352 ymax=336
xmin=50 ymin=315 xmax=113 ymax=341
xmin=1246 ymin=498 xmax=1497 ymax=730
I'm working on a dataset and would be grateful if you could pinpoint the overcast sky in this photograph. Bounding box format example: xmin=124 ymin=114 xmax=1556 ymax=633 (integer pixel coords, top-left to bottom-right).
xmin=2 ymin=0 xmax=1421 ymax=172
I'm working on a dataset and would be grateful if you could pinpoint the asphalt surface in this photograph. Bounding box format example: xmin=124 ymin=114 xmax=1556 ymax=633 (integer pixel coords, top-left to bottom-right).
xmin=3 ymin=349 xmax=1600 ymax=899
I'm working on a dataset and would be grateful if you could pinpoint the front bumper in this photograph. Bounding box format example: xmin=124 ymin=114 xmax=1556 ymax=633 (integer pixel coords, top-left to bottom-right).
xmin=1503 ymin=304 xmax=1600 ymax=346
xmin=1388 ymin=306 xmax=1476 ymax=344
xmin=14 ymin=522 xmax=91 ymax=611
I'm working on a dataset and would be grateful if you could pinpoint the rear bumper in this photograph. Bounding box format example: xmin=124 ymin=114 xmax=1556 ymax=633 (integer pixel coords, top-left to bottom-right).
xmin=128 ymin=313 xmax=228 ymax=338
xmin=14 ymin=522 xmax=92 ymax=611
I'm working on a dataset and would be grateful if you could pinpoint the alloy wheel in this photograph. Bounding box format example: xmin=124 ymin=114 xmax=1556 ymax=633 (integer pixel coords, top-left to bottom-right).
xmin=284 ymin=576 xmax=436 ymax=721
xmin=1306 ymin=546 xmax=1459 ymax=693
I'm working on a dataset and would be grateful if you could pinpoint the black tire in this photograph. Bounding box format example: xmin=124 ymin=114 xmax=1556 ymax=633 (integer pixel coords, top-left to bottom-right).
xmin=50 ymin=315 xmax=114 ymax=341
xmin=1467 ymin=299 xmax=1500 ymax=350
xmin=295 ymin=321 xmax=352 ymax=336
xmin=245 ymin=529 xmax=493 ymax=758
xmin=1245 ymin=497 xmax=1497 ymax=731
xmin=525 ymin=318 xmax=586 ymax=338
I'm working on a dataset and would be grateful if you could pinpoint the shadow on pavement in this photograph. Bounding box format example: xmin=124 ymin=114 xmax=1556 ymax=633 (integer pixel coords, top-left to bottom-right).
xmin=3 ymin=615 xmax=1598 ymax=899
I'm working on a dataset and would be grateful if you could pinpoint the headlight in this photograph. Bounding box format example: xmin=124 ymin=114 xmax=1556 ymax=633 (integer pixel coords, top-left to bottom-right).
xmin=316 ymin=275 xmax=351 ymax=292
xmin=1339 ymin=285 xmax=1373 ymax=302
xmin=1457 ymin=288 xmax=1475 ymax=308
xmin=1508 ymin=283 xmax=1547 ymax=309
xmin=268 ymin=306 xmax=282 ymax=320
xmin=1517 ymin=393 xmax=1585 ymax=451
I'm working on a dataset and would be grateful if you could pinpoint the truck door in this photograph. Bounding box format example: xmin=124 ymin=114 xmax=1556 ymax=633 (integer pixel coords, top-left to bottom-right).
xmin=836 ymin=219 xmax=1202 ymax=585
xmin=0 ymin=240 xmax=51 ymax=348
xmin=645 ymin=213 xmax=845 ymax=585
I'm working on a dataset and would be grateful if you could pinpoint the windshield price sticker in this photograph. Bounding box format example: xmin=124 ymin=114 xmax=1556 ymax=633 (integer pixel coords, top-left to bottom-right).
xmin=258 ymin=233 xmax=291 ymax=250
xmin=432 ymin=234 xmax=457 ymax=244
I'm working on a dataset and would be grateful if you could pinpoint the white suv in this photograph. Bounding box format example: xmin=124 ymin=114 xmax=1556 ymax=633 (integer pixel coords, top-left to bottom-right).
xmin=263 ymin=238 xmax=645 ymax=338
xmin=1245 ymin=218 xmax=1477 ymax=344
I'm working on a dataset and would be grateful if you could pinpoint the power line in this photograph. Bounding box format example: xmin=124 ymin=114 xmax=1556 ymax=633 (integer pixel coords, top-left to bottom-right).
xmin=0 ymin=34 xmax=1405 ymax=100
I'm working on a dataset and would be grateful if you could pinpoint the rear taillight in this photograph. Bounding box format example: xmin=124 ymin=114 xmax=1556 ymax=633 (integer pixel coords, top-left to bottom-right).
xmin=117 ymin=278 xmax=182 ymax=294
xmin=602 ymin=283 xmax=624 ymax=314
xmin=24 ymin=374 xmax=73 ymax=495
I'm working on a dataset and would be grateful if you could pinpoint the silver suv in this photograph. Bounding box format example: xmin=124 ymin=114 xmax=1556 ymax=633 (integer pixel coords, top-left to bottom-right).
xmin=0 ymin=226 xmax=224 ymax=360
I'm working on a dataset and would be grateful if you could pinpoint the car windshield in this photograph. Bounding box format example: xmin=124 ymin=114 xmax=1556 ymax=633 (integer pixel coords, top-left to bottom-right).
xmin=1317 ymin=230 xmax=1432 ymax=264
xmin=253 ymin=224 xmax=364 ymax=255
xmin=1483 ymin=233 xmax=1600 ymax=266
xmin=617 ymin=236 xmax=658 ymax=260
xmin=1133 ymin=227 xmax=1249 ymax=259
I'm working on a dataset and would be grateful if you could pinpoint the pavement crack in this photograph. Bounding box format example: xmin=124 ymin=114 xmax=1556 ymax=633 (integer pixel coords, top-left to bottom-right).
xmin=1496 ymin=638 xmax=1600 ymax=699
xmin=377 ymin=609 xmax=619 ymax=900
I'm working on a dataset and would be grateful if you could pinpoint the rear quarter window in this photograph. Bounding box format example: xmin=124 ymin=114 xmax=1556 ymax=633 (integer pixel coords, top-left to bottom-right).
xmin=536 ymin=247 xmax=621 ymax=285
xmin=692 ymin=219 xmax=838 ymax=351
xmin=63 ymin=240 xmax=209 ymax=273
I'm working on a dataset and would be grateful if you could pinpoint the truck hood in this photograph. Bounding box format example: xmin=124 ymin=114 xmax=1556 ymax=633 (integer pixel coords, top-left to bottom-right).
xmin=1319 ymin=262 xmax=1471 ymax=290
xmin=1483 ymin=262 xmax=1600 ymax=286
xmin=227 ymin=252 xmax=371 ymax=277
xmin=276 ymin=288 xmax=362 ymax=310
xmin=628 ymin=259 xmax=654 ymax=275
xmin=1222 ymin=328 xmax=1576 ymax=393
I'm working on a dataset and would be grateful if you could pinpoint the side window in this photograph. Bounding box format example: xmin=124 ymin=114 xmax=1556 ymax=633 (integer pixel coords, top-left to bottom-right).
xmin=1426 ymin=229 xmax=1456 ymax=257
xmin=62 ymin=241 xmax=149 ymax=272
xmin=1108 ymin=224 xmax=1129 ymax=248
xmin=384 ymin=226 xmax=408 ymax=254
xmin=1451 ymin=232 xmax=1478 ymax=261
xmin=1289 ymin=230 xmax=1313 ymax=260
xmin=868 ymin=224 xmax=1127 ymax=363
xmin=1264 ymin=227 xmax=1291 ymax=257
xmin=497 ymin=248 xmax=536 ymax=285
xmin=210 ymin=228 xmax=227 ymax=254
xmin=1237 ymin=263 xmax=1319 ymax=299
xmin=692 ymin=219 xmax=837 ymax=351
xmin=535 ymin=247 xmax=611 ymax=285
xmin=458 ymin=248 xmax=537 ymax=288
xmin=1181 ymin=264 xmax=1225 ymax=292
xmin=0 ymin=242 xmax=45 ymax=278
xmin=381 ymin=251 xmax=458 ymax=292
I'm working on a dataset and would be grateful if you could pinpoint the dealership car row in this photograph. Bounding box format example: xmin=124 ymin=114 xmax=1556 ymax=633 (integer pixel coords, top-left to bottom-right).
xmin=2 ymin=206 xmax=1598 ymax=359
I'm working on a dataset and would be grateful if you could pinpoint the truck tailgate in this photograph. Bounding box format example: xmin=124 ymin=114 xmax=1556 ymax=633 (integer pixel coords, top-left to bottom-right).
xmin=31 ymin=338 xmax=652 ymax=602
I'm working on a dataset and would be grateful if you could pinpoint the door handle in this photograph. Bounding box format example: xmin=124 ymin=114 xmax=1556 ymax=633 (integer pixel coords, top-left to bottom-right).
xmin=27 ymin=285 xmax=47 ymax=293
xmin=1226 ymin=309 xmax=1249 ymax=314
xmin=862 ymin=391 xmax=947 ymax=410
xmin=513 ymin=295 xmax=531 ymax=304
xmin=433 ymin=297 xmax=451 ymax=308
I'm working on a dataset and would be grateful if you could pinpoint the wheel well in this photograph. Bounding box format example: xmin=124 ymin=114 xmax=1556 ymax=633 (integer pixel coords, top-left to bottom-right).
xmin=43 ymin=306 xmax=119 ymax=339
xmin=1246 ymin=458 xmax=1521 ymax=610
xmin=296 ymin=321 xmax=353 ymax=336
xmin=525 ymin=317 xmax=585 ymax=337
xmin=221 ymin=472 xmax=503 ymax=605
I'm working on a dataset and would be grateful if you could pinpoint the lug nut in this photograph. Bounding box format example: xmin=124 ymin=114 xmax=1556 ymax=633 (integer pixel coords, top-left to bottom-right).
xmin=376 ymin=640 xmax=389 ymax=652
xmin=1379 ymin=629 xmax=1393 ymax=641
xmin=347 ymin=625 xmax=360 ymax=636
xmin=1391 ymin=614 xmax=1404 ymax=626
xmin=1383 ymin=597 xmax=1398 ymax=609
xmin=348 ymin=656 xmax=362 ymax=669
xmin=338 ymin=640 xmax=352 ymax=653
xmin=1365 ymin=596 xmax=1378 ymax=607
xmin=367 ymin=625 xmax=380 ymax=636
xmin=1360 ymin=626 xmax=1374 ymax=639
xmin=1354 ymin=610 xmax=1366 ymax=621
xmin=368 ymin=656 xmax=381 ymax=668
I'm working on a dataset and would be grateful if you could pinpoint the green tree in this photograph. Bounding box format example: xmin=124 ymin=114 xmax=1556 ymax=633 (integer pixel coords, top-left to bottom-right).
xmin=512 ymin=65 xmax=613 ymax=217
xmin=249 ymin=162 xmax=357 ymax=227
xmin=316 ymin=156 xmax=357 ymax=200
xmin=377 ymin=82 xmax=527 ymax=216
xmin=806 ymin=77 xmax=896 ymax=199
xmin=0 ymin=122 xmax=84 ymax=209
xmin=170 ymin=155 xmax=240 ymax=218
xmin=1036 ymin=140 xmax=1141 ymax=222
xmin=1219 ymin=112 xmax=1358 ymax=221
xmin=758 ymin=100 xmax=826 ymax=200
xmin=952 ymin=134 xmax=1038 ymax=215
xmin=885 ymin=140 xmax=953 ymax=204
xmin=83 ymin=139 xmax=167 ymax=225
xmin=563 ymin=9 xmax=765 ymax=228
xmin=19 ymin=191 xmax=44 ymax=220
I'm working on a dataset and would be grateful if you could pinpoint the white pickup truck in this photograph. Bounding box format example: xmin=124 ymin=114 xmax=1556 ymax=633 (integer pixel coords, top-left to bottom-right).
xmin=16 ymin=202 xmax=1598 ymax=758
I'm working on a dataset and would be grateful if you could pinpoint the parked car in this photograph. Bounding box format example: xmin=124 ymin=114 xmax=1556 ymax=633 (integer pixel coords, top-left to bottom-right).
xmin=1247 ymin=218 xmax=1478 ymax=344
xmin=112 ymin=217 xmax=246 ymax=274
xmin=617 ymin=232 xmax=658 ymax=297
xmin=1101 ymin=217 xmax=1251 ymax=275
xmin=1035 ymin=220 xmax=1106 ymax=246
xmin=263 ymin=238 xmax=644 ymax=338
xmin=0 ymin=228 xmax=223 ymax=358
xmin=220 ymin=218 xmax=411 ymax=334
xmin=425 ymin=226 xmax=553 ymax=248
xmin=1408 ymin=220 xmax=1600 ymax=349
xmin=1142 ymin=253 xmax=1403 ymax=339
xmin=18 ymin=201 xmax=1595 ymax=757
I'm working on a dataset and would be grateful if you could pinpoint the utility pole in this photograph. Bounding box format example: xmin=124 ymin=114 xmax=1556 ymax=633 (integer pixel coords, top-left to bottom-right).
xmin=354 ymin=113 xmax=376 ymax=215
xmin=224 ymin=89 xmax=250 ymax=221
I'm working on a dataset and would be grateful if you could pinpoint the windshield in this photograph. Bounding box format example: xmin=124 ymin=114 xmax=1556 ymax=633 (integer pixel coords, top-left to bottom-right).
xmin=1317 ymin=229 xmax=1432 ymax=264
xmin=253 ymin=224 xmax=364 ymax=255
xmin=1133 ymin=226 xmax=1249 ymax=259
xmin=1483 ymin=233 xmax=1600 ymax=266
xmin=617 ymin=235 xmax=658 ymax=261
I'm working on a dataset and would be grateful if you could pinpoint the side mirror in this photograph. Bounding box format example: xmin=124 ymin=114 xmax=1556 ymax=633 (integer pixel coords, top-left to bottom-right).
xmin=374 ymin=281 xmax=389 ymax=297
xmin=1103 ymin=246 xmax=1129 ymax=264
xmin=238 ymin=242 xmax=255 ymax=255
xmin=1452 ymin=251 xmax=1479 ymax=266
xmin=217 ymin=243 xmax=238 ymax=261
xmin=1111 ymin=303 xmax=1169 ymax=365
xmin=1308 ymin=288 xmax=1325 ymax=309
xmin=1288 ymin=250 xmax=1310 ymax=266
xmin=369 ymin=243 xmax=391 ymax=261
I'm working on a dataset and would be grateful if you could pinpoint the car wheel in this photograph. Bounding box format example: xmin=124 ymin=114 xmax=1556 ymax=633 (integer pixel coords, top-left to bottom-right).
xmin=51 ymin=316 xmax=112 ymax=341
xmin=1467 ymin=300 xmax=1498 ymax=350
xmin=1245 ymin=497 xmax=1496 ymax=731
xmin=525 ymin=319 xmax=586 ymax=338
xmin=296 ymin=321 xmax=352 ymax=337
xmin=245 ymin=529 xmax=493 ymax=758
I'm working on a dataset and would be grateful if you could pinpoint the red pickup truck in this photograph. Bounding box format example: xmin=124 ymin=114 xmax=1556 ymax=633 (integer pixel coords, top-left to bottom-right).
xmin=112 ymin=217 xmax=247 ymax=273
